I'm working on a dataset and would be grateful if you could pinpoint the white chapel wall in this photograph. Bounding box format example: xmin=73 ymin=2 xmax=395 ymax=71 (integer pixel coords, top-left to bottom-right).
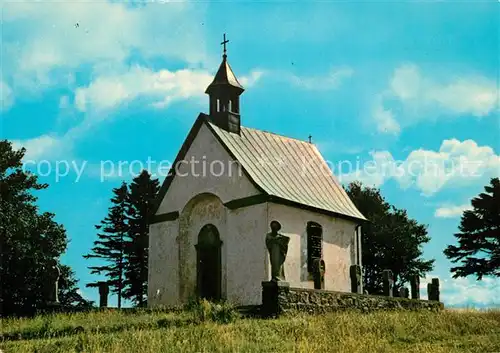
xmin=156 ymin=123 xmax=260 ymax=215
xmin=148 ymin=219 xmax=179 ymax=307
xmin=267 ymin=203 xmax=358 ymax=292
xmin=226 ymin=203 xmax=269 ymax=305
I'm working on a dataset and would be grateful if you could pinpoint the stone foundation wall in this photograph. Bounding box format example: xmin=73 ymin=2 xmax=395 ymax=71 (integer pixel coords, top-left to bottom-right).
xmin=262 ymin=282 xmax=443 ymax=317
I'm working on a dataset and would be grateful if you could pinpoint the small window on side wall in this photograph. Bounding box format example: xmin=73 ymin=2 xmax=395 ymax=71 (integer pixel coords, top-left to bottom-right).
xmin=307 ymin=221 xmax=323 ymax=273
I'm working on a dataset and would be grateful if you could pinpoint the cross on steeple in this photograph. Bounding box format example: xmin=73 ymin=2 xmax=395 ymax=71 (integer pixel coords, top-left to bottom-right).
xmin=221 ymin=33 xmax=229 ymax=57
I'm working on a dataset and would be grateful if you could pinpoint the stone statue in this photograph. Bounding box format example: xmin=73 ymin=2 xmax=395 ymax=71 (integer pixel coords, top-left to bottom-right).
xmin=265 ymin=221 xmax=290 ymax=282
xmin=382 ymin=269 xmax=393 ymax=297
xmin=47 ymin=259 xmax=61 ymax=304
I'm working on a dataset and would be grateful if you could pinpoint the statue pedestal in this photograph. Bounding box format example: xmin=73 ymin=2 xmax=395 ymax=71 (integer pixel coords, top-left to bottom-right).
xmin=261 ymin=281 xmax=290 ymax=318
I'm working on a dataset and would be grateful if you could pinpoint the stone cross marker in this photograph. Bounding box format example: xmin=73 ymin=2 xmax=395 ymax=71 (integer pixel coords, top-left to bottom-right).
xmin=410 ymin=274 xmax=420 ymax=299
xmin=98 ymin=282 xmax=110 ymax=308
xmin=431 ymin=278 xmax=440 ymax=301
xmin=428 ymin=278 xmax=440 ymax=301
xmin=265 ymin=221 xmax=290 ymax=282
xmin=47 ymin=260 xmax=61 ymax=304
xmin=350 ymin=265 xmax=362 ymax=294
xmin=313 ymin=258 xmax=326 ymax=290
xmin=382 ymin=269 xmax=394 ymax=297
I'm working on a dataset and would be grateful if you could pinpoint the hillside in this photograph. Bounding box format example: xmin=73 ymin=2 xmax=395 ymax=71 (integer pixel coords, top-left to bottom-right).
xmin=1 ymin=306 xmax=499 ymax=353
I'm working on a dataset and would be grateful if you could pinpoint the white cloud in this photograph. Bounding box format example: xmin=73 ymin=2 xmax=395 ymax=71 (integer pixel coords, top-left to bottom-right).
xmin=1 ymin=1 xmax=207 ymax=105
xmin=9 ymin=64 xmax=264 ymax=161
xmin=1 ymin=2 xmax=267 ymax=159
xmin=12 ymin=135 xmax=63 ymax=161
xmin=340 ymin=150 xmax=402 ymax=188
xmin=340 ymin=138 xmax=500 ymax=195
xmin=429 ymin=78 xmax=498 ymax=117
xmin=1 ymin=81 xmax=14 ymax=111
xmin=284 ymin=67 xmax=354 ymax=90
xmin=373 ymin=96 xmax=400 ymax=135
xmin=74 ymin=66 xmax=264 ymax=112
xmin=419 ymin=274 xmax=500 ymax=308
xmin=374 ymin=64 xmax=498 ymax=134
xmin=239 ymin=70 xmax=265 ymax=88
xmin=435 ymin=203 xmax=473 ymax=218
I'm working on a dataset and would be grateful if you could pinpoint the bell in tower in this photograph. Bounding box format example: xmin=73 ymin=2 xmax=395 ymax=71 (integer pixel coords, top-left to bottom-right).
xmin=205 ymin=34 xmax=245 ymax=134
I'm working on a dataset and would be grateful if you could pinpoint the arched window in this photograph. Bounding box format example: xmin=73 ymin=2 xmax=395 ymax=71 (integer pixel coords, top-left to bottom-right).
xmin=216 ymin=99 xmax=220 ymax=112
xmin=307 ymin=221 xmax=323 ymax=273
xmin=228 ymin=100 xmax=232 ymax=112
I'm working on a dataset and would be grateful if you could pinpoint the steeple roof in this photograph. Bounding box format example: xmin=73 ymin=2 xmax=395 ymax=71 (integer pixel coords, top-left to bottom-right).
xmin=205 ymin=55 xmax=245 ymax=94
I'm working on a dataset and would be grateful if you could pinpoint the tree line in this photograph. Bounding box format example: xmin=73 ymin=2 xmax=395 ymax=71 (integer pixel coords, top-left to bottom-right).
xmin=83 ymin=171 xmax=159 ymax=308
xmin=1 ymin=138 xmax=498 ymax=316
xmin=1 ymin=141 xmax=92 ymax=316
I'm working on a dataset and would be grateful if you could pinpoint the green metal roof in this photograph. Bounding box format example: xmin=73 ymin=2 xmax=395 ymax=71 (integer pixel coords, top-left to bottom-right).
xmin=208 ymin=121 xmax=367 ymax=222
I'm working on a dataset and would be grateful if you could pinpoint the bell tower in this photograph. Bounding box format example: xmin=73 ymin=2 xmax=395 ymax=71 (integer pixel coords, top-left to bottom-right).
xmin=205 ymin=34 xmax=245 ymax=134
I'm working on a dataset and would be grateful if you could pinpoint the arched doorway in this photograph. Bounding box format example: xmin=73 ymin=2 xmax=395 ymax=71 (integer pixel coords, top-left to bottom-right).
xmin=195 ymin=224 xmax=222 ymax=301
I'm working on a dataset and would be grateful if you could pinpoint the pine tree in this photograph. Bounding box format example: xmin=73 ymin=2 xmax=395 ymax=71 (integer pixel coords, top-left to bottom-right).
xmin=123 ymin=170 xmax=159 ymax=307
xmin=59 ymin=265 xmax=95 ymax=309
xmin=83 ymin=182 xmax=129 ymax=308
xmin=444 ymin=177 xmax=500 ymax=279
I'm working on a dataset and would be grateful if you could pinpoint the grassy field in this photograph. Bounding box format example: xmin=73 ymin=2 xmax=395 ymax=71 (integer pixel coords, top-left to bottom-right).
xmin=1 ymin=304 xmax=499 ymax=353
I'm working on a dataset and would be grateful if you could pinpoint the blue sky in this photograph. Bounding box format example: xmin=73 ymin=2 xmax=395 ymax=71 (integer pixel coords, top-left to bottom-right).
xmin=1 ymin=1 xmax=499 ymax=307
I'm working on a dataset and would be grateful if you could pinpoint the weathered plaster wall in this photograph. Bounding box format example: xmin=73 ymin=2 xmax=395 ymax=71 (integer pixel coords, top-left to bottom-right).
xmin=156 ymin=123 xmax=260 ymax=215
xmin=148 ymin=193 xmax=227 ymax=307
xmin=148 ymin=219 xmax=179 ymax=307
xmin=267 ymin=203 xmax=358 ymax=292
xmin=226 ymin=203 xmax=269 ymax=305
xmin=178 ymin=193 xmax=227 ymax=304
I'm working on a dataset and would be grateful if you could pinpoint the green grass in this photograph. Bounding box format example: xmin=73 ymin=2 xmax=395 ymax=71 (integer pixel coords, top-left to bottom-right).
xmin=1 ymin=306 xmax=499 ymax=353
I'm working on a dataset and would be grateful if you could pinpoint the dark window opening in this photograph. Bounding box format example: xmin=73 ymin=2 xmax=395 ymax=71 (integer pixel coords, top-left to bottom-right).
xmin=307 ymin=221 xmax=323 ymax=273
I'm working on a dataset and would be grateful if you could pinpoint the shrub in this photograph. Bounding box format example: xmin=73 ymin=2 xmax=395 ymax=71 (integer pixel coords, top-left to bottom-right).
xmin=186 ymin=298 xmax=240 ymax=324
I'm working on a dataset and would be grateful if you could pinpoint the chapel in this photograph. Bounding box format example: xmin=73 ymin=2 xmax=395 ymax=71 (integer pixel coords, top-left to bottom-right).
xmin=147 ymin=36 xmax=367 ymax=307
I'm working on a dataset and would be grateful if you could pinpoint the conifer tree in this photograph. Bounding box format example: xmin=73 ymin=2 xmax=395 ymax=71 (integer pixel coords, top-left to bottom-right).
xmin=444 ymin=177 xmax=500 ymax=279
xmin=123 ymin=170 xmax=159 ymax=307
xmin=84 ymin=182 xmax=128 ymax=308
